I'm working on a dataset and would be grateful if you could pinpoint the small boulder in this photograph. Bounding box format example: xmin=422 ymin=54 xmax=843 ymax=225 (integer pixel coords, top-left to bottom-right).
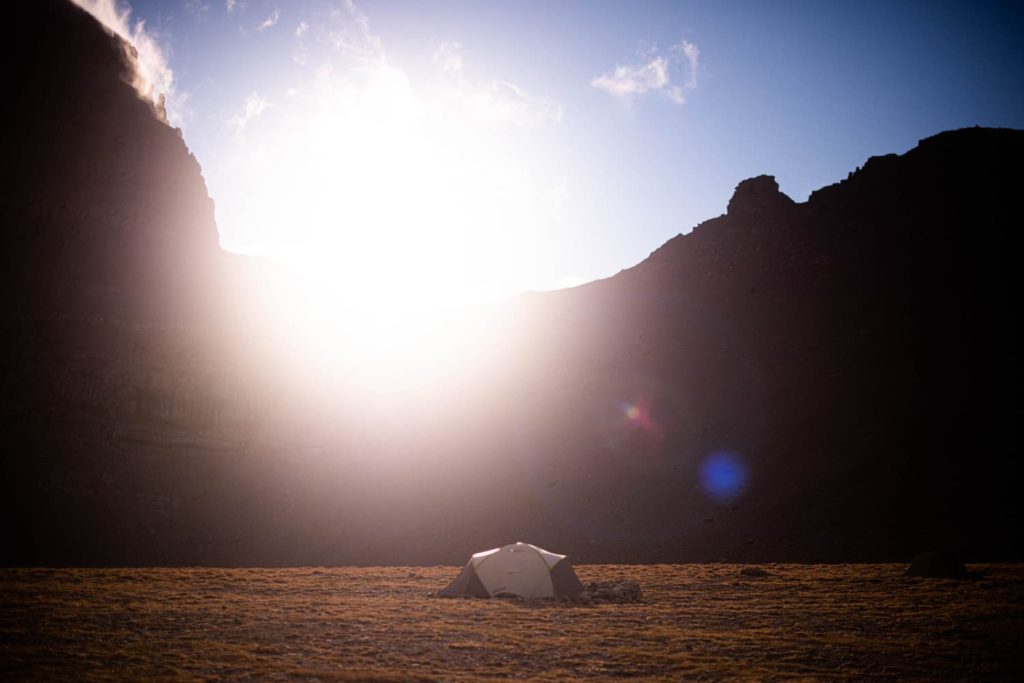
xmin=581 ymin=580 xmax=643 ymax=603
xmin=905 ymin=551 xmax=967 ymax=579
xmin=739 ymin=566 xmax=771 ymax=578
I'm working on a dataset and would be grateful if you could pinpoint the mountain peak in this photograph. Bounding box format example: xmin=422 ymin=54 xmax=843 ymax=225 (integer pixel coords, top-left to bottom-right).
xmin=726 ymin=174 xmax=796 ymax=219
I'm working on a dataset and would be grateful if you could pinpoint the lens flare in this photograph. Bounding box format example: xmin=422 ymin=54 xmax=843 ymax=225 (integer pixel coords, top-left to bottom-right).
xmin=618 ymin=399 xmax=660 ymax=434
xmin=700 ymin=451 xmax=749 ymax=503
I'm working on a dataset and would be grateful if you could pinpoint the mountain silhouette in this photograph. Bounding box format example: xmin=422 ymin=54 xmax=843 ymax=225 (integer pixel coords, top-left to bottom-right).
xmin=1 ymin=0 xmax=1020 ymax=565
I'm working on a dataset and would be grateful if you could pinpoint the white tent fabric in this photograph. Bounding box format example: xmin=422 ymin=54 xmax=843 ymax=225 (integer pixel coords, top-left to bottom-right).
xmin=439 ymin=542 xmax=584 ymax=599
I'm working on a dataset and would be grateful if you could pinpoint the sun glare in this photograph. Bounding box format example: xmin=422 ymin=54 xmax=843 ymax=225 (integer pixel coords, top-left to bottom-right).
xmin=262 ymin=266 xmax=495 ymax=384
xmin=209 ymin=35 xmax=565 ymax=372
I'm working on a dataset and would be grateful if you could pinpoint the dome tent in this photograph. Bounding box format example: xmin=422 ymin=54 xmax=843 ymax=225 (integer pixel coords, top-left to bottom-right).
xmin=439 ymin=542 xmax=585 ymax=599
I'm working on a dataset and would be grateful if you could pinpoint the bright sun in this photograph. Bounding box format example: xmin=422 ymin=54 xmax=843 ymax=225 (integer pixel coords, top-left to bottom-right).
xmin=213 ymin=56 xmax=565 ymax=306
xmin=209 ymin=50 xmax=565 ymax=377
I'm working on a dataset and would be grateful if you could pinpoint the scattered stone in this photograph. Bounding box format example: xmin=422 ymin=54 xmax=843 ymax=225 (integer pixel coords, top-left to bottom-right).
xmin=574 ymin=580 xmax=643 ymax=604
xmin=905 ymin=551 xmax=967 ymax=579
xmin=739 ymin=566 xmax=771 ymax=578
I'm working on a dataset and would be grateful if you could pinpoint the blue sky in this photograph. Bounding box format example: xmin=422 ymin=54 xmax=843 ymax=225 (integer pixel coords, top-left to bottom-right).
xmin=81 ymin=0 xmax=1024 ymax=303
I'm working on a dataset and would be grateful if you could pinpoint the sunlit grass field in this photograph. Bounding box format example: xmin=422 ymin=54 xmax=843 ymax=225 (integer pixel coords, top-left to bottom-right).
xmin=2 ymin=564 xmax=1021 ymax=680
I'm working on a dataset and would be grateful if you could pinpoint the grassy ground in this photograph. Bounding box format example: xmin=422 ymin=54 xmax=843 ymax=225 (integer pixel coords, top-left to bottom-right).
xmin=1 ymin=564 xmax=1022 ymax=680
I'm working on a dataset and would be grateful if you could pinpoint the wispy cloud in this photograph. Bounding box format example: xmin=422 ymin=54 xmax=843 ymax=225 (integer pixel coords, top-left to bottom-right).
xmin=71 ymin=0 xmax=182 ymax=124
xmin=591 ymin=56 xmax=670 ymax=99
xmin=291 ymin=2 xmax=378 ymax=67
xmin=226 ymin=91 xmax=271 ymax=131
xmin=674 ymin=40 xmax=700 ymax=89
xmin=430 ymin=42 xmax=561 ymax=126
xmin=258 ymin=8 xmax=279 ymax=31
xmin=321 ymin=0 xmax=384 ymax=67
xmin=185 ymin=0 xmax=210 ymax=18
xmin=300 ymin=8 xmax=560 ymax=128
xmin=591 ymin=40 xmax=700 ymax=106
xmin=476 ymin=80 xmax=563 ymax=126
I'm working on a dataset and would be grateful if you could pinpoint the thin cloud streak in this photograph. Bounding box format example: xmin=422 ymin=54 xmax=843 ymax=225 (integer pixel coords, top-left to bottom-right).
xmin=226 ymin=91 xmax=271 ymax=131
xmin=258 ymin=9 xmax=280 ymax=31
xmin=675 ymin=40 xmax=700 ymax=89
xmin=430 ymin=42 xmax=561 ymax=125
xmin=591 ymin=40 xmax=700 ymax=105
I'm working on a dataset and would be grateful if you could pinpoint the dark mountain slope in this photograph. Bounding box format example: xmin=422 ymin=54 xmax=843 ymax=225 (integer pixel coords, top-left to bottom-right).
xmin=2 ymin=1 xmax=219 ymax=320
xmin=500 ymin=131 xmax=1022 ymax=561
xmin=1 ymin=0 xmax=1020 ymax=565
xmin=1 ymin=0 xmax=246 ymax=564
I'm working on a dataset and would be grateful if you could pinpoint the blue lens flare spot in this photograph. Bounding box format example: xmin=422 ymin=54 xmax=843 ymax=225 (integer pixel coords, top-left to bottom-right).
xmin=700 ymin=451 xmax=749 ymax=503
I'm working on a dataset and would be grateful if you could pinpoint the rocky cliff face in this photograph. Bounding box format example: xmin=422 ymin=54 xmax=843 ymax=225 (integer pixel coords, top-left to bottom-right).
xmin=1 ymin=0 xmax=254 ymax=564
xmin=1 ymin=0 xmax=1020 ymax=566
xmin=3 ymin=2 xmax=218 ymax=321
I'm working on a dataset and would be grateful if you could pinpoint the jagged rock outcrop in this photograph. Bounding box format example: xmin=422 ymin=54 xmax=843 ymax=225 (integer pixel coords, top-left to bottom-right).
xmin=1 ymin=1 xmax=1020 ymax=566
xmin=726 ymin=175 xmax=796 ymax=220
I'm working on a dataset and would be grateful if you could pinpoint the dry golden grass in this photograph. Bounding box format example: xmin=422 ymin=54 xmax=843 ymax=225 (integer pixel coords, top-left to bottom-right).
xmin=1 ymin=564 xmax=1022 ymax=680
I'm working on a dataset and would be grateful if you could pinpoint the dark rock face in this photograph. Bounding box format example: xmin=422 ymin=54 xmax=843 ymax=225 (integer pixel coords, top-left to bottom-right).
xmin=2 ymin=1 xmax=219 ymax=321
xmin=568 ymin=126 xmax=1022 ymax=563
xmin=1 ymin=1 xmax=1021 ymax=566
xmin=0 ymin=1 xmax=247 ymax=565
